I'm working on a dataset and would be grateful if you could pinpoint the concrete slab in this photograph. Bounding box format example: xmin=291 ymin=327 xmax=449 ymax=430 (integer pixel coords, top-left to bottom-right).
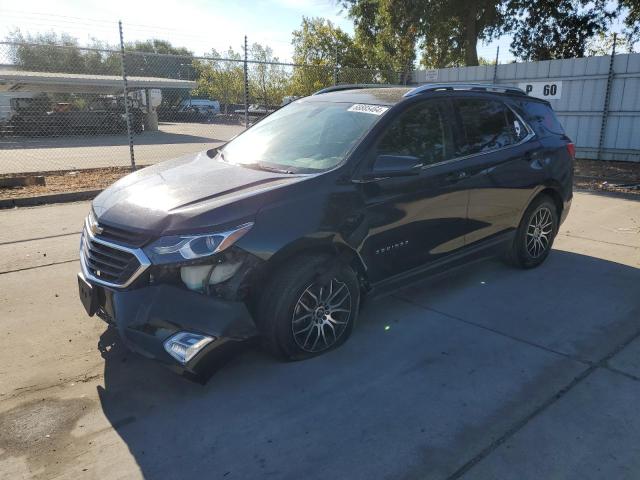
xmin=459 ymin=369 xmax=640 ymax=480
xmin=0 ymin=122 xmax=244 ymax=174
xmin=0 ymin=262 xmax=105 ymax=397
xmin=0 ymin=191 xmax=637 ymax=480
xmin=609 ymin=336 xmax=640 ymax=379
xmin=560 ymin=192 xmax=640 ymax=248
xmin=397 ymin=250 xmax=640 ymax=363
xmin=0 ymin=201 xmax=87 ymax=244
xmin=0 ymin=235 xmax=78 ymax=272
xmin=397 ymin=191 xmax=640 ymax=363
xmin=0 ymin=296 xmax=586 ymax=479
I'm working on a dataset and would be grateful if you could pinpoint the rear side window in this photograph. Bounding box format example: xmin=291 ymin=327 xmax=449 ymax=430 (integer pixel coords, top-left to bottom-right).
xmin=376 ymin=100 xmax=453 ymax=165
xmin=453 ymin=99 xmax=526 ymax=156
xmin=523 ymin=101 xmax=565 ymax=135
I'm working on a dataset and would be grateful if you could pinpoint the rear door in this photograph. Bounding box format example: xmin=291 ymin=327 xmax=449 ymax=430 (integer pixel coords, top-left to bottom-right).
xmin=449 ymin=95 xmax=541 ymax=245
xmin=356 ymin=99 xmax=470 ymax=282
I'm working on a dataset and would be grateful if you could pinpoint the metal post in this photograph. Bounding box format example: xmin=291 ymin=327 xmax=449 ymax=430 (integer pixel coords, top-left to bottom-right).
xmin=118 ymin=20 xmax=136 ymax=170
xmin=243 ymin=35 xmax=249 ymax=129
xmin=492 ymin=46 xmax=500 ymax=83
xmin=598 ymin=33 xmax=617 ymax=161
xmin=334 ymin=43 xmax=339 ymax=86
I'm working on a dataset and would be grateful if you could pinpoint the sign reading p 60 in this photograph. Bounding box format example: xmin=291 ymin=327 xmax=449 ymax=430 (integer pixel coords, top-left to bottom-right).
xmin=518 ymin=81 xmax=562 ymax=100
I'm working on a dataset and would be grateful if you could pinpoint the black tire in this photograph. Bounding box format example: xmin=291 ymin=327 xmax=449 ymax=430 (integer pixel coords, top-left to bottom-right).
xmin=505 ymin=194 xmax=559 ymax=269
xmin=256 ymin=254 xmax=360 ymax=361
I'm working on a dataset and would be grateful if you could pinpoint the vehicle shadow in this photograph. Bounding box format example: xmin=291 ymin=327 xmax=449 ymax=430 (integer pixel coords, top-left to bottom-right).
xmin=0 ymin=130 xmax=227 ymax=150
xmin=96 ymin=249 xmax=640 ymax=479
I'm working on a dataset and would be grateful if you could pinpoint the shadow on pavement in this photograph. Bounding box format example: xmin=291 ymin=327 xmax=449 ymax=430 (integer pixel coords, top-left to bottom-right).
xmin=96 ymin=249 xmax=640 ymax=480
xmin=0 ymin=131 xmax=224 ymax=150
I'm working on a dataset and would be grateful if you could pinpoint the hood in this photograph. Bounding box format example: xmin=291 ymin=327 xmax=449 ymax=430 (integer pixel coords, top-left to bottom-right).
xmin=93 ymin=150 xmax=309 ymax=236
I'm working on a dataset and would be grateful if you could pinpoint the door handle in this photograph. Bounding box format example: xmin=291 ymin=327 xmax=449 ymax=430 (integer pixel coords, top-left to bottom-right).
xmin=445 ymin=171 xmax=468 ymax=183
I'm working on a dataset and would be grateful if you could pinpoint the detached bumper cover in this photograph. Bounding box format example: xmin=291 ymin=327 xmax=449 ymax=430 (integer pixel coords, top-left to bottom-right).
xmin=107 ymin=284 xmax=257 ymax=374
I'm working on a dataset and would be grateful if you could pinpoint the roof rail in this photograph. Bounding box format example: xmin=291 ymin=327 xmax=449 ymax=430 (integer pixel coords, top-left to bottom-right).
xmin=403 ymin=83 xmax=526 ymax=98
xmin=313 ymin=84 xmax=405 ymax=95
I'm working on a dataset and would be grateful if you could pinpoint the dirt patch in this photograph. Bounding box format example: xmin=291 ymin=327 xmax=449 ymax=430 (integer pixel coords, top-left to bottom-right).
xmin=0 ymin=166 xmax=147 ymax=200
xmin=0 ymin=397 xmax=95 ymax=478
xmin=574 ymin=159 xmax=640 ymax=195
xmin=0 ymin=159 xmax=638 ymax=200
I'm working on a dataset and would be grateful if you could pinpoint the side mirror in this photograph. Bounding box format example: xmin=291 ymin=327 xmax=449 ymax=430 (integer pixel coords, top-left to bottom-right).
xmin=357 ymin=155 xmax=422 ymax=182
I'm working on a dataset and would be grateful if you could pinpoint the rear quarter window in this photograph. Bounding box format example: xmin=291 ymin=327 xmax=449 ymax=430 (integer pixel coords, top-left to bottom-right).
xmin=522 ymin=101 xmax=565 ymax=135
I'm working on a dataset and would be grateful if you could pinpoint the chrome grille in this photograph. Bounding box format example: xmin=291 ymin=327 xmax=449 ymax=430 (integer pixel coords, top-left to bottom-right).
xmin=95 ymin=223 xmax=150 ymax=247
xmin=80 ymin=218 xmax=151 ymax=288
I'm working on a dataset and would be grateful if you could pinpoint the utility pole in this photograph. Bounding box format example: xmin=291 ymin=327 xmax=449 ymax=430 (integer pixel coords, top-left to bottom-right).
xmin=118 ymin=20 xmax=136 ymax=170
xmin=492 ymin=46 xmax=500 ymax=83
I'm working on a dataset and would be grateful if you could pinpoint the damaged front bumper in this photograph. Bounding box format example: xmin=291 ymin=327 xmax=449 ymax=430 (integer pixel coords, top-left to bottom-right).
xmin=79 ymin=275 xmax=258 ymax=377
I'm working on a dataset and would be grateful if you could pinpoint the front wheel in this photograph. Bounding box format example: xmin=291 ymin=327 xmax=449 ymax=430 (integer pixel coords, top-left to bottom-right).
xmin=257 ymin=254 xmax=360 ymax=361
xmin=505 ymin=195 xmax=559 ymax=269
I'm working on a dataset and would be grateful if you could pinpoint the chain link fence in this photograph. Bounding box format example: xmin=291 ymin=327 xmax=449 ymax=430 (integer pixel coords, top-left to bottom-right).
xmin=0 ymin=39 xmax=404 ymax=176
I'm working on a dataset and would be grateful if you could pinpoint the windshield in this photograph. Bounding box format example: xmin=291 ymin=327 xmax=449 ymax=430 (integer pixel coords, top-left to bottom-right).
xmin=220 ymin=101 xmax=385 ymax=174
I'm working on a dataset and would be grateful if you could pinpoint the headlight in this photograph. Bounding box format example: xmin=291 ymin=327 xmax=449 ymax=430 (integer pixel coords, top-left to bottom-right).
xmin=143 ymin=222 xmax=253 ymax=264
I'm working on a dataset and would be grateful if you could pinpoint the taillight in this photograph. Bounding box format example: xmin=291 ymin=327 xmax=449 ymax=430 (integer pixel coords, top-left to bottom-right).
xmin=566 ymin=143 xmax=576 ymax=159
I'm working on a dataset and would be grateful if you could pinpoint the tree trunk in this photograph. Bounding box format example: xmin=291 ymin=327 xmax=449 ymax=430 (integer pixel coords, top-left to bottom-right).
xmin=463 ymin=10 xmax=479 ymax=66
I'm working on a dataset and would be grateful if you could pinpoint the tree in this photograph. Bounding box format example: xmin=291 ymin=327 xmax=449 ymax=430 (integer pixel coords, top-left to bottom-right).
xmin=6 ymin=30 xmax=120 ymax=74
xmin=347 ymin=0 xmax=422 ymax=74
xmin=587 ymin=32 xmax=633 ymax=56
xmin=344 ymin=0 xmax=505 ymax=68
xmin=507 ymin=0 xmax=614 ymax=61
xmin=618 ymin=0 xmax=640 ymax=42
xmin=192 ymin=48 xmax=244 ymax=113
xmin=248 ymin=43 xmax=290 ymax=106
xmin=289 ymin=16 xmax=370 ymax=93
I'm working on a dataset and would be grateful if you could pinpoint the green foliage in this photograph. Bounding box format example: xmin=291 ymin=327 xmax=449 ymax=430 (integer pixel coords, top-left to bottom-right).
xmin=506 ymin=0 xmax=614 ymax=61
xmin=587 ymin=32 xmax=634 ymax=56
xmin=248 ymin=43 xmax=290 ymax=106
xmin=6 ymin=30 xmax=121 ymax=74
xmin=290 ymin=17 xmax=360 ymax=94
xmin=347 ymin=0 xmax=421 ymax=75
xmin=344 ymin=0 xmax=504 ymax=68
xmin=192 ymin=48 xmax=244 ymax=113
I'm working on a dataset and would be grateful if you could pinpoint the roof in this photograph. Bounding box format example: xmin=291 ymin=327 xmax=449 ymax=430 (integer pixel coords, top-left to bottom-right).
xmin=0 ymin=70 xmax=196 ymax=94
xmin=308 ymin=83 xmax=528 ymax=106
xmin=303 ymin=87 xmax=412 ymax=106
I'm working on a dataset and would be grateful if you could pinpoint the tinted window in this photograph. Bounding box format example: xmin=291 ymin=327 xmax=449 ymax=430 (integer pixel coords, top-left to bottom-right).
xmin=454 ymin=99 xmax=524 ymax=156
xmin=376 ymin=101 xmax=452 ymax=165
xmin=523 ymin=101 xmax=565 ymax=135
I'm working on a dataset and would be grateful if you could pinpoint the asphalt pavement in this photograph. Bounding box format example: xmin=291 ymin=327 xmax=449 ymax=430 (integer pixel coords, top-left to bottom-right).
xmin=0 ymin=191 xmax=638 ymax=479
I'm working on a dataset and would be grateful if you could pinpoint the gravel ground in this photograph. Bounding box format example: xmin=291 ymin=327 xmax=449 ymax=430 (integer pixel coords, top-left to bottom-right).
xmin=0 ymin=158 xmax=638 ymax=200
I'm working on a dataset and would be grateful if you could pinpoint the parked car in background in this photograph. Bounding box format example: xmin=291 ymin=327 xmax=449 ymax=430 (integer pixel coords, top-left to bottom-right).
xmin=234 ymin=104 xmax=276 ymax=117
xmin=78 ymin=84 xmax=574 ymax=379
xmin=159 ymin=98 xmax=220 ymax=123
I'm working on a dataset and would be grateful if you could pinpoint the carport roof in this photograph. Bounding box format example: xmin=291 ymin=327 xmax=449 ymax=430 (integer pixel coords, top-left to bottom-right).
xmin=0 ymin=70 xmax=196 ymax=94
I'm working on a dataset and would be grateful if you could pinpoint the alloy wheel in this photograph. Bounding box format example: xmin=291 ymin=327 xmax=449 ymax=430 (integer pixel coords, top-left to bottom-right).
xmin=291 ymin=278 xmax=352 ymax=353
xmin=526 ymin=206 xmax=553 ymax=258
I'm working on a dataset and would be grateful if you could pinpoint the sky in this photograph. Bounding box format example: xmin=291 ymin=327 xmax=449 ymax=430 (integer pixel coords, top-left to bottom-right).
xmin=0 ymin=0 xmax=632 ymax=65
xmin=0 ymin=0 xmax=355 ymax=61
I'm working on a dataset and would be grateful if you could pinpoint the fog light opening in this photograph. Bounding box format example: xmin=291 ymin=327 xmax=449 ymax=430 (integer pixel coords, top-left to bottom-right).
xmin=163 ymin=332 xmax=215 ymax=365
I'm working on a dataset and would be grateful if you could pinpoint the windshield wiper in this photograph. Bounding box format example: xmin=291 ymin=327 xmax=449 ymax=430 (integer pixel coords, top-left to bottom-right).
xmin=253 ymin=163 xmax=295 ymax=174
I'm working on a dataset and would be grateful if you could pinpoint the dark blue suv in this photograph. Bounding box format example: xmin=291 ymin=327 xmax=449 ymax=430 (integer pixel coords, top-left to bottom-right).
xmin=78 ymin=83 xmax=574 ymax=378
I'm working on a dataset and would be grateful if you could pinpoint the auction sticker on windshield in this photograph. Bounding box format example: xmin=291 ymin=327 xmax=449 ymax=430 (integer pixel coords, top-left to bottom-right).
xmin=348 ymin=104 xmax=389 ymax=115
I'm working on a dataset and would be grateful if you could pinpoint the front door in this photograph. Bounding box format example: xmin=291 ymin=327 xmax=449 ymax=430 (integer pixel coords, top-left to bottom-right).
xmin=356 ymin=99 xmax=471 ymax=283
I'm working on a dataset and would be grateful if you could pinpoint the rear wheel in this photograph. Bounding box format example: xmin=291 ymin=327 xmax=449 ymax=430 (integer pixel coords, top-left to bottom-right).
xmin=506 ymin=195 xmax=558 ymax=269
xmin=257 ymin=254 xmax=360 ymax=361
